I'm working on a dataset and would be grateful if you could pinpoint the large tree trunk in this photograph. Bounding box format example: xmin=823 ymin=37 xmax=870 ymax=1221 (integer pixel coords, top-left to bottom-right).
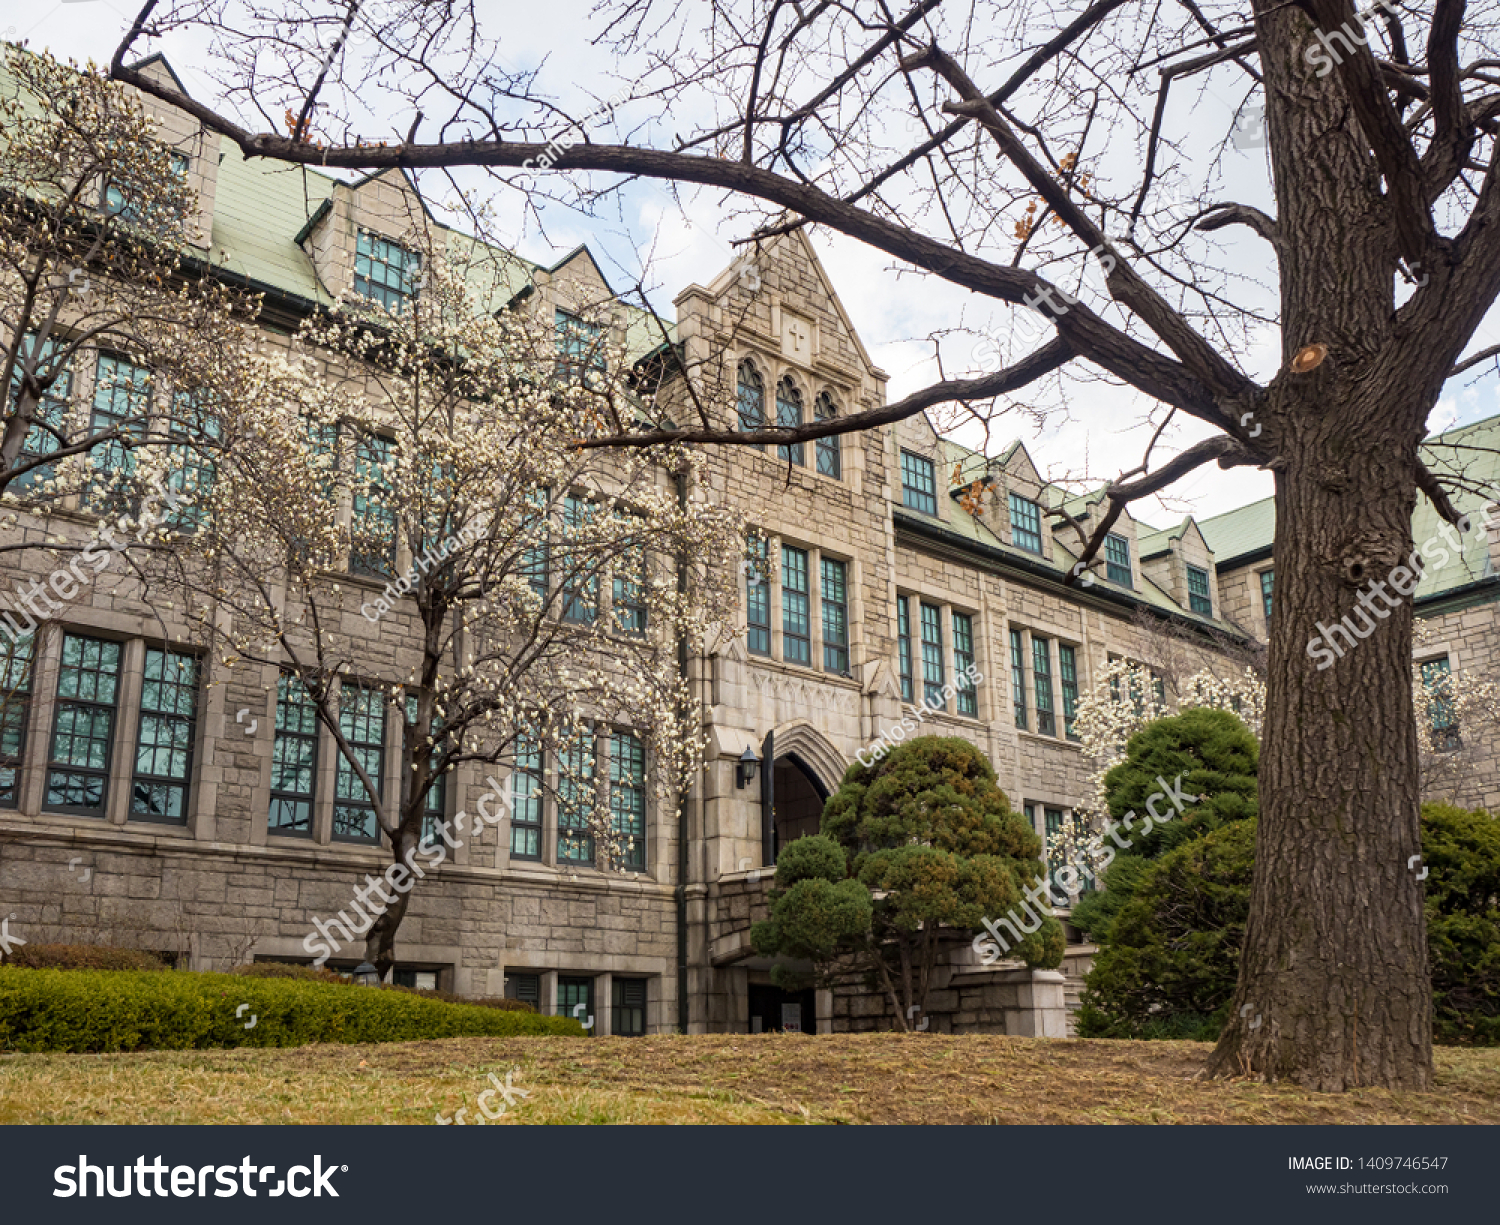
xmin=1208 ymin=393 xmax=1434 ymax=1090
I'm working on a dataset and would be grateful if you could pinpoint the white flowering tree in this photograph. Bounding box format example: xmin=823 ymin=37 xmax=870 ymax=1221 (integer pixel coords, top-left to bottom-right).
xmin=145 ymin=231 xmax=744 ymax=976
xmin=0 ymin=47 xmax=246 ymax=531
xmin=1060 ymin=647 xmax=1494 ymax=885
xmin=1053 ymin=658 xmax=1265 ymax=889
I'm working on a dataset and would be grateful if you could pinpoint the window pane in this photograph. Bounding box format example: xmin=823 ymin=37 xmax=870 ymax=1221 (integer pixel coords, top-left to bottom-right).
xmin=612 ymin=513 xmax=648 ymax=635
xmin=505 ymin=972 xmax=541 ymax=1006
xmin=1059 ymin=644 xmax=1081 ymax=742
xmin=522 ymin=486 xmax=550 ymax=606
xmin=1044 ymin=807 xmax=1066 ymax=894
xmin=351 ymin=433 xmax=396 ymax=578
xmin=775 ymin=378 xmax=805 ymax=467
xmin=1010 ymin=629 xmax=1027 ymax=730
xmin=1008 ymin=493 xmax=1043 ymax=554
xmin=558 ymin=976 xmax=595 ymax=1032
xmin=47 ymin=634 xmax=121 ymax=815
xmin=781 ymin=545 xmax=811 ymax=666
xmin=1104 ymin=533 xmax=1132 ymax=587
xmin=896 ymin=596 xmax=914 ymax=703
xmin=952 ymin=611 xmax=976 ymax=717
xmin=88 ymin=353 xmax=150 ymax=506
xmin=1187 ymin=565 xmax=1213 ymax=616
xmin=131 ymin=648 xmax=197 ymax=824
xmin=745 ymin=536 xmax=771 ymax=657
xmin=333 ymin=684 xmax=385 ymax=843
xmin=900 ymin=450 xmax=937 ymax=516
xmin=355 ymin=229 xmax=422 ymax=312
xmin=610 ymin=731 xmax=646 ymax=871
xmin=1422 ymin=657 xmax=1461 ymax=750
xmin=1261 ymin=570 xmax=1275 ymax=620
xmin=166 ymin=389 xmax=220 ymax=531
xmin=814 ymin=392 xmax=841 ymax=478
xmin=510 ymin=733 xmax=544 ymax=859
xmin=0 ymin=632 xmax=35 ymax=808
xmin=1033 ymin=636 xmax=1055 ymax=736
xmin=920 ymin=602 xmax=944 ymax=709
xmin=736 ymin=361 xmax=765 ymax=450
xmin=558 ymin=727 xmax=595 ymax=864
xmin=270 ymin=673 xmax=318 ymax=835
xmin=555 ymin=309 xmax=605 ymax=385
xmin=820 ymin=557 xmax=848 ymax=674
xmin=7 ymin=334 xmax=72 ymax=494
xmin=561 ymin=495 xmax=599 ymax=625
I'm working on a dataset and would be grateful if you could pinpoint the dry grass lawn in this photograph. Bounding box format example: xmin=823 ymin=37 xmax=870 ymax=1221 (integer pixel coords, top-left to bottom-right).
xmin=1 ymin=1034 xmax=1496 ymax=1125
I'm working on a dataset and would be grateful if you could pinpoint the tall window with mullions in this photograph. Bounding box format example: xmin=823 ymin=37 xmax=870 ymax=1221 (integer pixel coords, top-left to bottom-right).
xmin=561 ymin=495 xmax=599 ymax=624
xmin=745 ymin=536 xmax=772 ymax=656
xmin=612 ymin=513 xmax=648 ymax=635
xmin=405 ymin=695 xmax=446 ymax=844
xmin=952 ymin=611 xmax=977 ymax=716
xmin=557 ymin=727 xmax=595 ymax=864
xmin=88 ymin=353 xmax=150 ymax=506
xmin=333 ymin=684 xmax=386 ymax=843
xmin=1010 ymin=628 xmax=1027 ymax=730
xmin=1421 ymin=657 xmax=1461 ymax=750
xmin=820 ymin=557 xmax=849 ymax=674
xmin=1033 ymin=636 xmax=1056 ymax=736
xmin=736 ymin=360 xmax=765 ymax=450
xmin=47 ymin=634 xmax=121 ymax=816
xmin=350 ymin=433 xmax=396 ymax=578
xmin=896 ymin=596 xmax=914 ymax=703
xmin=919 ymin=602 xmax=945 ymax=709
xmin=610 ymin=731 xmax=647 ymax=871
xmin=8 ymin=334 xmax=71 ymax=495
xmin=814 ymin=391 xmax=841 ymax=478
xmin=0 ymin=632 xmax=35 ymax=808
xmin=130 ymin=648 xmax=197 ymax=824
xmin=510 ymin=733 xmax=544 ymax=860
xmin=776 ymin=377 xmax=805 ymax=466
xmin=1059 ymin=643 xmax=1081 ymax=741
xmin=781 ymin=545 xmax=811 ymax=666
xmin=270 ymin=673 xmax=319 ymax=835
xmin=166 ymin=390 xmax=220 ymax=532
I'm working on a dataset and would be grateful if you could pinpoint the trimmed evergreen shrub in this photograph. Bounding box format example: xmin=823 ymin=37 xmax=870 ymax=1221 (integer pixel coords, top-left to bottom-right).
xmin=753 ymin=736 xmax=1063 ymax=1025
xmin=1072 ymin=707 xmax=1259 ymax=944
xmin=0 ymin=967 xmax=583 ymax=1052
xmin=1078 ymin=803 xmax=1500 ymax=1045
xmin=227 ymin=962 xmax=537 ymax=1012
xmin=3 ymin=944 xmax=171 ymax=972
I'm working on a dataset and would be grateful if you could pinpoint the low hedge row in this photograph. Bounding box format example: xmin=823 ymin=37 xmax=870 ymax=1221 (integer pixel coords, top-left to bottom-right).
xmin=0 ymin=967 xmax=584 ymax=1052
xmin=226 ymin=961 xmax=537 ymax=1012
xmin=4 ymin=944 xmax=172 ymax=972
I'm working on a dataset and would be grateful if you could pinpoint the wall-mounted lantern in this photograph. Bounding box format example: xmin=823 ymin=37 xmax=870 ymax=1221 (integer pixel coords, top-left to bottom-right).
xmin=736 ymin=745 xmax=760 ymax=789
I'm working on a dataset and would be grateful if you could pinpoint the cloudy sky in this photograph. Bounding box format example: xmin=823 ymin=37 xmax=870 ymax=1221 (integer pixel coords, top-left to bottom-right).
xmin=10 ymin=0 xmax=1500 ymax=529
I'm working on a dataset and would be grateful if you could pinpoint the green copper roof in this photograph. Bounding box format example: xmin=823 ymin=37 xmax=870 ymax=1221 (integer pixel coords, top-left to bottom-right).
xmin=1200 ymin=412 xmax=1500 ymax=600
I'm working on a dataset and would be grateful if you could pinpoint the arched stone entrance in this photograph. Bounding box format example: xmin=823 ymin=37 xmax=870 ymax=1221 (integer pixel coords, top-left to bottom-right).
xmin=759 ymin=721 xmax=846 ymax=864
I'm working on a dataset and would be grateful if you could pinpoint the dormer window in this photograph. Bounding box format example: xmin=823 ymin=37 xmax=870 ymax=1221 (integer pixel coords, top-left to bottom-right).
xmin=1008 ymin=492 xmax=1044 ymax=554
xmin=355 ymin=229 xmax=421 ymax=313
xmin=103 ymin=150 xmax=190 ymax=225
xmin=900 ymin=449 xmax=937 ymax=516
xmin=1104 ymin=532 xmax=1132 ymax=587
xmin=1186 ymin=564 xmax=1213 ymax=616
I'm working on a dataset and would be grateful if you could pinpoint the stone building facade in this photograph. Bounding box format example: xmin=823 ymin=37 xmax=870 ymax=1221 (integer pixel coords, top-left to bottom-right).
xmin=1 ymin=53 xmax=1492 ymax=1037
